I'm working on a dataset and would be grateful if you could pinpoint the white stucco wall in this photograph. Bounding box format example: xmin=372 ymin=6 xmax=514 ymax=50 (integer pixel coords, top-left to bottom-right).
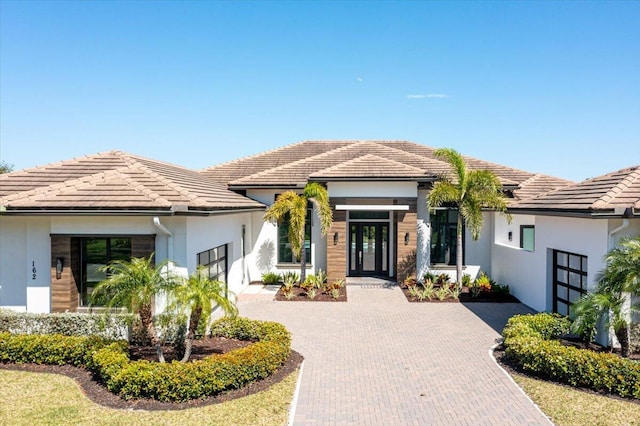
xmin=492 ymin=214 xmax=610 ymax=312
xmin=328 ymin=181 xmax=418 ymax=198
xmin=0 ymin=216 xmax=53 ymax=312
xmin=246 ymin=189 xmax=327 ymax=281
xmin=183 ymin=213 xmax=254 ymax=296
xmin=416 ymin=189 xmax=430 ymax=279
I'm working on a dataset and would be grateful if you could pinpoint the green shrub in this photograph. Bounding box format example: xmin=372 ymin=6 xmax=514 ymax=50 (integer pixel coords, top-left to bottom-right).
xmin=502 ymin=313 xmax=640 ymax=399
xmin=0 ymin=332 xmax=122 ymax=366
xmin=93 ymin=316 xmax=291 ymax=401
xmin=0 ymin=316 xmax=292 ymax=402
xmin=261 ymin=272 xmax=281 ymax=285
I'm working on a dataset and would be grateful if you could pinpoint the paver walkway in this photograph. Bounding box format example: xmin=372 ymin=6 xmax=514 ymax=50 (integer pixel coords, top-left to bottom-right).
xmin=237 ymin=281 xmax=551 ymax=425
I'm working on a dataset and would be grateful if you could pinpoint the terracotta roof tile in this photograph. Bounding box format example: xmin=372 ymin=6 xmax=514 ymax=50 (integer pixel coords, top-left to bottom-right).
xmin=513 ymin=165 xmax=640 ymax=213
xmin=203 ymin=140 xmax=568 ymax=198
xmin=0 ymin=151 xmax=264 ymax=212
xmin=311 ymin=154 xmax=428 ymax=179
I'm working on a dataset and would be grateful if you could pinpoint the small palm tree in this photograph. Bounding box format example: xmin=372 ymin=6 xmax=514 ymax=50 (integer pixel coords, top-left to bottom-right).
xmin=572 ymin=236 xmax=640 ymax=357
xmin=600 ymin=237 xmax=640 ymax=295
xmin=91 ymin=254 xmax=178 ymax=362
xmin=264 ymin=182 xmax=333 ymax=282
xmin=427 ymin=148 xmax=510 ymax=284
xmin=571 ymin=291 xmax=631 ymax=356
xmin=171 ymin=266 xmax=238 ymax=362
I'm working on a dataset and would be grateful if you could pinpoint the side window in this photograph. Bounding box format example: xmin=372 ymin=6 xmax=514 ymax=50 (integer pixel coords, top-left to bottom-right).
xmin=520 ymin=225 xmax=535 ymax=251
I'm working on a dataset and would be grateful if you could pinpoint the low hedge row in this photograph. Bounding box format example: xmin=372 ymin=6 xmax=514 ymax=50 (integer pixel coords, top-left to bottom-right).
xmin=0 ymin=316 xmax=291 ymax=402
xmin=502 ymin=313 xmax=640 ymax=399
xmin=0 ymin=310 xmax=132 ymax=340
xmin=0 ymin=332 xmax=123 ymax=367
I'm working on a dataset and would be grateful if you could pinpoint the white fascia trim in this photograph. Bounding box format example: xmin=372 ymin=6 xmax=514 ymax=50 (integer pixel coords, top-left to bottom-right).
xmin=335 ymin=204 xmax=410 ymax=211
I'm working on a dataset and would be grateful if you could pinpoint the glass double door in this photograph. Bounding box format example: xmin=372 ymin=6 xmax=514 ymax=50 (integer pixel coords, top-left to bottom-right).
xmin=349 ymin=223 xmax=389 ymax=277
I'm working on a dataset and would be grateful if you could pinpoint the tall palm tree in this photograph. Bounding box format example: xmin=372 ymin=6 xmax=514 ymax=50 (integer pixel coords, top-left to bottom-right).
xmin=91 ymin=254 xmax=178 ymax=362
xmin=171 ymin=266 xmax=238 ymax=362
xmin=427 ymin=148 xmax=510 ymax=284
xmin=264 ymin=182 xmax=333 ymax=282
xmin=571 ymin=236 xmax=640 ymax=357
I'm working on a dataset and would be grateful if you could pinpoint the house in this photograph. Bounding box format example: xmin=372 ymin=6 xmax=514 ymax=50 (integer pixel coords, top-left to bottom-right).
xmin=1 ymin=140 xmax=636 ymax=317
xmin=491 ymin=165 xmax=640 ymax=314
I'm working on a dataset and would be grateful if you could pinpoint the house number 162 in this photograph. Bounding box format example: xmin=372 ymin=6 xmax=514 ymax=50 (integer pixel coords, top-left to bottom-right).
xmin=32 ymin=261 xmax=37 ymax=280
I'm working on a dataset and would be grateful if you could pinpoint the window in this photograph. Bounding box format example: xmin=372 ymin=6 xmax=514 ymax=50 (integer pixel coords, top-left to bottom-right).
xmin=278 ymin=210 xmax=312 ymax=264
xmin=430 ymin=209 xmax=462 ymax=265
xmin=520 ymin=225 xmax=535 ymax=251
xmin=81 ymin=237 xmax=131 ymax=306
xmin=197 ymin=244 xmax=228 ymax=284
xmin=553 ymin=249 xmax=588 ymax=316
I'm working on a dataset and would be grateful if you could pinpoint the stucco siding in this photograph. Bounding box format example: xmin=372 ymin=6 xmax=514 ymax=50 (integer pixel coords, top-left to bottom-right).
xmin=492 ymin=215 xmax=610 ymax=312
xmin=0 ymin=217 xmax=29 ymax=310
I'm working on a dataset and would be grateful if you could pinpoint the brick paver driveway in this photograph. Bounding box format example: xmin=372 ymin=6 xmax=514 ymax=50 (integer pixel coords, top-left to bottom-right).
xmin=238 ymin=282 xmax=551 ymax=425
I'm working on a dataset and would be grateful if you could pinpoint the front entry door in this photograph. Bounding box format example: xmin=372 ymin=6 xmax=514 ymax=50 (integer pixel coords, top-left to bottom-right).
xmin=349 ymin=223 xmax=389 ymax=276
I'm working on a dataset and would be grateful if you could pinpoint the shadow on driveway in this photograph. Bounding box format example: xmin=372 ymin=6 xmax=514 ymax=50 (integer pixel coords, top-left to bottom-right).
xmin=461 ymin=302 xmax=537 ymax=334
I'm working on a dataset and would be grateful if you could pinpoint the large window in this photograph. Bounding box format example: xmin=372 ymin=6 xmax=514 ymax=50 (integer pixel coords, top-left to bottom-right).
xmin=553 ymin=249 xmax=588 ymax=316
xmin=278 ymin=210 xmax=312 ymax=264
xmin=430 ymin=209 xmax=461 ymax=265
xmin=81 ymin=237 xmax=131 ymax=306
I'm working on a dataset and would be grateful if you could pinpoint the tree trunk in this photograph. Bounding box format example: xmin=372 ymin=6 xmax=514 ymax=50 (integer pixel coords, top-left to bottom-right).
xmin=139 ymin=303 xmax=165 ymax=363
xmin=300 ymin=238 xmax=307 ymax=283
xmin=456 ymin=213 xmax=463 ymax=285
xmin=181 ymin=306 xmax=202 ymax=363
xmin=615 ymin=324 xmax=631 ymax=358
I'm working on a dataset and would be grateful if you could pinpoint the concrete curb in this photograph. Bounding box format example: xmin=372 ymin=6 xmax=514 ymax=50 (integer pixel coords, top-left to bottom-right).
xmin=287 ymin=359 xmax=305 ymax=426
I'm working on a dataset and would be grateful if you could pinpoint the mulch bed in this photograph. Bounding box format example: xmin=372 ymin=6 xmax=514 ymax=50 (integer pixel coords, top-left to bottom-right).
xmin=274 ymin=286 xmax=347 ymax=302
xmin=400 ymin=285 xmax=521 ymax=303
xmin=0 ymin=336 xmax=304 ymax=411
xmin=493 ymin=344 xmax=640 ymax=403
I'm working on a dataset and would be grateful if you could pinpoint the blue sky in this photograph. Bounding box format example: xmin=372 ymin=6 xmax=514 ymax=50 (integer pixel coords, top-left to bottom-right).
xmin=1 ymin=1 xmax=638 ymax=182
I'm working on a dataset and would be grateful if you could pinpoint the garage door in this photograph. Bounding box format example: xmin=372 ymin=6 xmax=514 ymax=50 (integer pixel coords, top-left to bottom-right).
xmin=553 ymin=249 xmax=588 ymax=316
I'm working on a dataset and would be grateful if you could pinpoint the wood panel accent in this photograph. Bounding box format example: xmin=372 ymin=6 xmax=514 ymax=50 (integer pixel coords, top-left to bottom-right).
xmin=327 ymin=209 xmax=347 ymax=283
xmin=396 ymin=199 xmax=417 ymax=284
xmin=50 ymin=236 xmax=78 ymax=312
xmin=132 ymin=235 xmax=156 ymax=260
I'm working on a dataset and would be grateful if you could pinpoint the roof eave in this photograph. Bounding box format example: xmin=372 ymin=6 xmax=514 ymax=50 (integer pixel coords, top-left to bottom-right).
xmin=507 ymin=206 xmax=638 ymax=218
xmin=0 ymin=206 xmax=265 ymax=216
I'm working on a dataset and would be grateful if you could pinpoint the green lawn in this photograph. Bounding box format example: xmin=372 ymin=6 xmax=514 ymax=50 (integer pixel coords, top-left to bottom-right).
xmin=0 ymin=368 xmax=298 ymax=426
xmin=511 ymin=372 xmax=640 ymax=426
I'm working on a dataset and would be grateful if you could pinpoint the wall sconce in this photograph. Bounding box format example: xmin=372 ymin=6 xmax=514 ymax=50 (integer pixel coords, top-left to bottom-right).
xmin=56 ymin=257 xmax=64 ymax=279
xmin=508 ymin=231 xmax=513 ymax=242
xmin=333 ymin=232 xmax=339 ymax=245
xmin=404 ymin=232 xmax=410 ymax=245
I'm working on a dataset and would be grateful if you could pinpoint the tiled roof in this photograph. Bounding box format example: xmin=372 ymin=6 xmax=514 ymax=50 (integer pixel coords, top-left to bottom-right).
xmin=0 ymin=151 xmax=264 ymax=212
xmin=513 ymin=165 xmax=640 ymax=213
xmin=202 ymin=140 xmax=572 ymax=199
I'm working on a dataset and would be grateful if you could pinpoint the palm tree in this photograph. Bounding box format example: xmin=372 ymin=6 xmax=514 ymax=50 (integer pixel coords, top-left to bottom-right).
xmin=427 ymin=148 xmax=510 ymax=284
xmin=264 ymin=182 xmax=333 ymax=282
xmin=571 ymin=236 xmax=640 ymax=357
xmin=91 ymin=254 xmax=178 ymax=362
xmin=171 ymin=266 xmax=238 ymax=362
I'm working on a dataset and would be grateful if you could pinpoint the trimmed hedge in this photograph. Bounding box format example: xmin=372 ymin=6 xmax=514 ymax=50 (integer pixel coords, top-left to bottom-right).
xmin=0 ymin=332 xmax=123 ymax=367
xmin=0 ymin=310 xmax=132 ymax=340
xmin=91 ymin=317 xmax=291 ymax=401
xmin=502 ymin=313 xmax=640 ymax=399
xmin=0 ymin=316 xmax=291 ymax=402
